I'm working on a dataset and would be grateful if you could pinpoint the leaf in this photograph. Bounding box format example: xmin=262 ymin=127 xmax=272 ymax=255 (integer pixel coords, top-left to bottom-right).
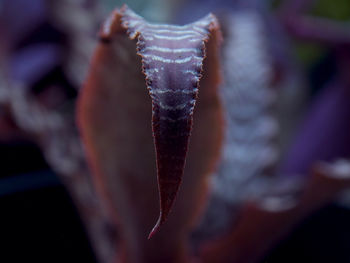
xmin=200 ymin=158 xmax=350 ymax=263
xmin=78 ymin=5 xmax=223 ymax=259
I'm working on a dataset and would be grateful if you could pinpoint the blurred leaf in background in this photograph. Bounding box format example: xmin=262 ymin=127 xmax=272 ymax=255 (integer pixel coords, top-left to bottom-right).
xmin=292 ymin=0 xmax=350 ymax=66
xmin=313 ymin=0 xmax=350 ymax=21
xmin=101 ymin=0 xmax=182 ymax=22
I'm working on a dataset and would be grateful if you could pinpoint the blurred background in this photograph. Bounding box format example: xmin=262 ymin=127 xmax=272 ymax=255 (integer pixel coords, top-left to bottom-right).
xmin=1 ymin=0 xmax=350 ymax=262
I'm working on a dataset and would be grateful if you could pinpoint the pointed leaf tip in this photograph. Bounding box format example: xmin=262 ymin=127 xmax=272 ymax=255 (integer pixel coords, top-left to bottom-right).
xmin=148 ymin=215 xmax=162 ymax=239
